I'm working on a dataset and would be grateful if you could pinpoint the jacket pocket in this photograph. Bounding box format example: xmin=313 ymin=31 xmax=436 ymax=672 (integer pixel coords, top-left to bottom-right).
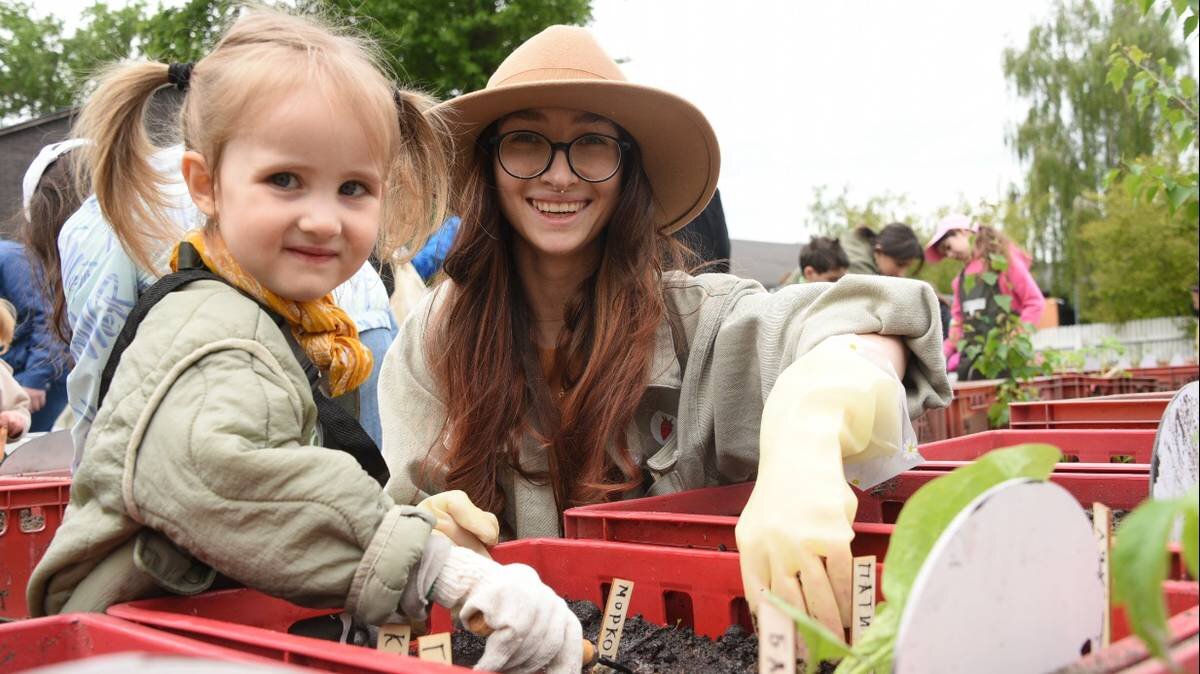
xmin=133 ymin=529 xmax=217 ymax=596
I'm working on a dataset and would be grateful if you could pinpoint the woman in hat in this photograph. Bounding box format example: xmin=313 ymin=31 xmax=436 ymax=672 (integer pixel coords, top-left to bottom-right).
xmin=380 ymin=25 xmax=950 ymax=631
xmin=924 ymin=214 xmax=1045 ymax=380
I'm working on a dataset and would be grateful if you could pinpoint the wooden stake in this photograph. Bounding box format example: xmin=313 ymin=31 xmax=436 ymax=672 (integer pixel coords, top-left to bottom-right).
xmin=756 ymin=596 xmax=795 ymax=674
xmin=376 ymin=623 xmax=411 ymax=655
xmin=1093 ymin=502 xmax=1112 ymax=648
xmin=598 ymin=579 xmax=635 ymax=663
xmin=851 ymin=555 xmax=877 ymax=645
xmin=417 ymin=632 xmax=453 ymax=664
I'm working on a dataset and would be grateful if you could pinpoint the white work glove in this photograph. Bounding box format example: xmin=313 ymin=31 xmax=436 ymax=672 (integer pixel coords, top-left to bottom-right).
xmin=417 ymin=490 xmax=500 ymax=558
xmin=432 ymin=546 xmax=582 ymax=674
xmin=737 ymin=335 xmax=910 ymax=635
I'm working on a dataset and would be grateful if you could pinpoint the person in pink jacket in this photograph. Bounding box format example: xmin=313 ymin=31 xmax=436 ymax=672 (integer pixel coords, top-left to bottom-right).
xmin=925 ymin=214 xmax=1045 ymax=379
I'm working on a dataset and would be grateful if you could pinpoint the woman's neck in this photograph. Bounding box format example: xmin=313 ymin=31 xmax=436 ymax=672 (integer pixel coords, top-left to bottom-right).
xmin=514 ymin=239 xmax=601 ymax=348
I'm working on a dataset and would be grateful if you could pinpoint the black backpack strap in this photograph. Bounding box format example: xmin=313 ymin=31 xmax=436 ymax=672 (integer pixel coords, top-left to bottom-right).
xmin=96 ymin=242 xmax=389 ymax=486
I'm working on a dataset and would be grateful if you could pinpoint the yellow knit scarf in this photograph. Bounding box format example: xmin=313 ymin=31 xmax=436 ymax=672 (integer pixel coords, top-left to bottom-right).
xmin=171 ymin=230 xmax=373 ymax=397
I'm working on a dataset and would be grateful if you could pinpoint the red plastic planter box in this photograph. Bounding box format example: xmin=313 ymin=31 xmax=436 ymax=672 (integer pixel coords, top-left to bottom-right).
xmin=564 ymin=471 xmax=1148 ymax=553
xmin=1128 ymin=364 xmax=1199 ymax=391
xmin=0 ymin=612 xmax=269 ymax=671
xmin=0 ymin=475 xmax=71 ymax=620
xmin=1009 ymin=397 xmax=1172 ymax=430
xmin=919 ymin=429 xmax=1156 ymax=463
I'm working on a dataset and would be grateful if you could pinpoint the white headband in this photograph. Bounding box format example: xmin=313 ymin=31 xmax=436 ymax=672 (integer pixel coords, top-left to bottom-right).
xmin=22 ymin=138 xmax=91 ymax=222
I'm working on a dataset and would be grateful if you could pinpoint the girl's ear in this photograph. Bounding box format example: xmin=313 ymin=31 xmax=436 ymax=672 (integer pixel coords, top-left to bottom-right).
xmin=181 ymin=150 xmax=217 ymax=218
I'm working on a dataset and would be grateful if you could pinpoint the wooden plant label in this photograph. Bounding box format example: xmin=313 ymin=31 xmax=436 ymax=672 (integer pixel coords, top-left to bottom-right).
xmin=417 ymin=632 xmax=452 ymax=664
xmin=376 ymin=623 xmax=411 ymax=655
xmin=598 ymin=578 xmax=635 ymax=662
xmin=851 ymin=555 xmax=877 ymax=645
xmin=756 ymin=596 xmax=795 ymax=674
xmin=1093 ymin=502 xmax=1112 ymax=648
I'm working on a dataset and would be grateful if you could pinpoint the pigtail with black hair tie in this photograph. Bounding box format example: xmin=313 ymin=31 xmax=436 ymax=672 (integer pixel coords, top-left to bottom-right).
xmin=167 ymin=63 xmax=193 ymax=92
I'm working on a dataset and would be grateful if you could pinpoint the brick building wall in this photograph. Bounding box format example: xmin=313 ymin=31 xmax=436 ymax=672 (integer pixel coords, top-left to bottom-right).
xmin=0 ymin=110 xmax=73 ymax=238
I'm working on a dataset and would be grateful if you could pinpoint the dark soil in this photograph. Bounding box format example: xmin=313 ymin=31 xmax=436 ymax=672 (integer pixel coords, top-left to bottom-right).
xmin=1083 ymin=508 xmax=1130 ymax=530
xmin=451 ymin=599 xmax=835 ymax=673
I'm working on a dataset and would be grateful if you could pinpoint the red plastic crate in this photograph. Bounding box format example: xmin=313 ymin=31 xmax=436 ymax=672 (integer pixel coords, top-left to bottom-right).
xmin=0 ymin=475 xmax=71 ymax=620
xmin=946 ymin=376 xmax=1082 ymax=439
xmin=913 ymin=406 xmax=951 ymax=443
xmin=919 ymin=429 xmax=1156 ymax=463
xmin=1009 ymin=397 xmax=1172 ymax=430
xmin=563 ymin=470 xmax=1148 ymax=554
xmin=1128 ymin=365 xmax=1200 ymax=391
xmin=111 ymin=539 xmax=870 ymax=648
xmin=1076 ymin=603 xmax=1200 ymax=673
xmin=0 ymin=612 xmax=269 ymax=671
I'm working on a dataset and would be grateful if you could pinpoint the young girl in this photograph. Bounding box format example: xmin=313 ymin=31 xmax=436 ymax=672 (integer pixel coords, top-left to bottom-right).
xmin=0 ymin=299 xmax=33 ymax=440
xmin=840 ymin=222 xmax=924 ymax=277
xmin=380 ymin=26 xmax=950 ymax=633
xmin=28 ymin=11 xmax=581 ymax=673
xmin=925 ymin=213 xmax=1046 ymax=379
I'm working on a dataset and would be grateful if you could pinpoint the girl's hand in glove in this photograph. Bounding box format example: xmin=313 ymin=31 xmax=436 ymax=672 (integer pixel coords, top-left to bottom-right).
xmin=432 ymin=546 xmax=582 ymax=674
xmin=736 ymin=335 xmax=908 ymax=635
xmin=417 ymin=490 xmax=500 ymax=557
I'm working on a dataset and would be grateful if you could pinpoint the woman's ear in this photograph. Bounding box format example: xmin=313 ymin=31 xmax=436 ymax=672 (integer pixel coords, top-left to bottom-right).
xmin=181 ymin=150 xmax=217 ymax=218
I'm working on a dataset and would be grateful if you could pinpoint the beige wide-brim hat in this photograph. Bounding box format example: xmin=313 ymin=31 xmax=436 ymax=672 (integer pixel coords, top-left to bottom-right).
xmin=433 ymin=25 xmax=720 ymax=234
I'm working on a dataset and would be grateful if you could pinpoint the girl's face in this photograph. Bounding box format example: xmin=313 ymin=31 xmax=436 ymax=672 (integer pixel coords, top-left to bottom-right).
xmin=493 ymin=108 xmax=624 ymax=263
xmin=937 ymin=229 xmax=973 ymax=262
xmin=874 ymin=251 xmax=916 ymax=277
xmin=186 ymin=86 xmax=383 ymax=302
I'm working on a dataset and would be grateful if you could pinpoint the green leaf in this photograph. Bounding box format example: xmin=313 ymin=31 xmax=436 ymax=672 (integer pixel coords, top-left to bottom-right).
xmin=963 ymin=274 xmax=976 ymax=294
xmin=1112 ymin=496 xmax=1191 ymax=661
xmin=1167 ymin=185 xmax=1195 ymax=212
xmin=995 ymin=295 xmax=1014 ymax=313
xmin=834 ymin=602 xmax=900 ymax=674
xmin=765 ymin=591 xmax=852 ymax=674
xmin=1103 ymin=168 xmax=1122 ymax=189
xmin=981 ymin=271 xmax=999 ymax=286
xmin=988 ymin=253 xmax=1009 ymax=271
xmin=1184 ymin=14 xmax=1198 ymax=38
xmin=1107 ymin=58 xmax=1131 ymax=91
xmin=1138 ymin=0 xmax=1155 ymax=15
xmin=1182 ymin=486 xmax=1199 ymax=579
xmin=882 ymin=445 xmax=1060 ymax=605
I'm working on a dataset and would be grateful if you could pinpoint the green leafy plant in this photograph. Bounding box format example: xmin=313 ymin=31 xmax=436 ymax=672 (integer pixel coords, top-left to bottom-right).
xmin=957 ymin=254 xmax=1056 ymax=427
xmin=767 ymin=444 xmax=1062 ymax=673
xmin=1112 ymin=484 xmax=1200 ymax=664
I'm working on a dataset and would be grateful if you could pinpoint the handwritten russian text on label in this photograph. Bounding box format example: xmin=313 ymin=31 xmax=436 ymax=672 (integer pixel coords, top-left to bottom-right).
xmin=417 ymin=632 xmax=453 ymax=664
xmin=1093 ymin=503 xmax=1111 ymax=648
xmin=851 ymin=555 xmax=876 ymax=645
xmin=377 ymin=623 xmax=411 ymax=654
xmin=598 ymin=578 xmax=635 ymax=661
xmin=756 ymin=595 xmax=796 ymax=674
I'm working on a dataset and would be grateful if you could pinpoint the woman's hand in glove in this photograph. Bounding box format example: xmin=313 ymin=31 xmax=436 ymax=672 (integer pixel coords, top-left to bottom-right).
xmin=417 ymin=490 xmax=500 ymax=558
xmin=736 ymin=334 xmax=908 ymax=635
xmin=432 ymin=547 xmax=582 ymax=674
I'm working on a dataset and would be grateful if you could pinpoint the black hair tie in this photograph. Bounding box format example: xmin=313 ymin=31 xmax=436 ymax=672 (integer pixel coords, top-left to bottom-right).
xmin=167 ymin=63 xmax=193 ymax=92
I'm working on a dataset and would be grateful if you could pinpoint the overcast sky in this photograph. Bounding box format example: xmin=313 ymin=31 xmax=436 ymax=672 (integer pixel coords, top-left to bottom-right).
xmin=30 ymin=0 xmax=1197 ymax=242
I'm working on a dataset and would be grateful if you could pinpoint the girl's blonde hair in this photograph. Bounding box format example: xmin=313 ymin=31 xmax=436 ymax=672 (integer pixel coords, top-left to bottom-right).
xmin=0 ymin=299 xmax=15 ymax=355
xmin=73 ymin=7 xmax=449 ymax=273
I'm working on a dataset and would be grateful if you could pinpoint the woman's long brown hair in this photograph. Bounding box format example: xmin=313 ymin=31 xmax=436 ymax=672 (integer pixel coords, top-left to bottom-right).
xmin=20 ymin=152 xmax=85 ymax=348
xmin=430 ymin=126 xmax=683 ymax=515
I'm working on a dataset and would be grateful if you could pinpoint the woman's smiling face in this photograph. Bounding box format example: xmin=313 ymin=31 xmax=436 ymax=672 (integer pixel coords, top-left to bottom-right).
xmin=493 ymin=108 xmax=624 ymax=262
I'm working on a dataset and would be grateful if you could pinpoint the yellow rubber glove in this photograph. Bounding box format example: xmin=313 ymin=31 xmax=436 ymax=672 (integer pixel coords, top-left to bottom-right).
xmin=417 ymin=490 xmax=500 ymax=558
xmin=736 ymin=335 xmax=908 ymax=635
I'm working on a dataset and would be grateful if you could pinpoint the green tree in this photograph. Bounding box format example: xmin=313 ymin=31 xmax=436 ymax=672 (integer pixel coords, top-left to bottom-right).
xmin=803 ymin=185 xmax=915 ymax=239
xmin=307 ymin=0 xmax=592 ymax=97
xmin=0 ymin=1 xmax=149 ymax=120
xmin=1078 ymin=187 xmax=1198 ymax=322
xmin=1 ymin=0 xmax=591 ymax=123
xmin=1001 ymin=0 xmax=1187 ymax=303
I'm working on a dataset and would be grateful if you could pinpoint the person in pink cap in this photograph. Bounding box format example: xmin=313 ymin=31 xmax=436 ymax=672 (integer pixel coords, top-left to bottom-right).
xmin=925 ymin=214 xmax=1046 ymax=379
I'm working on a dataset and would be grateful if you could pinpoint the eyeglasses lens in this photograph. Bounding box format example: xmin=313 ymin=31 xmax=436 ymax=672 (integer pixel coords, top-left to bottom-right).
xmin=498 ymin=132 xmax=622 ymax=182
